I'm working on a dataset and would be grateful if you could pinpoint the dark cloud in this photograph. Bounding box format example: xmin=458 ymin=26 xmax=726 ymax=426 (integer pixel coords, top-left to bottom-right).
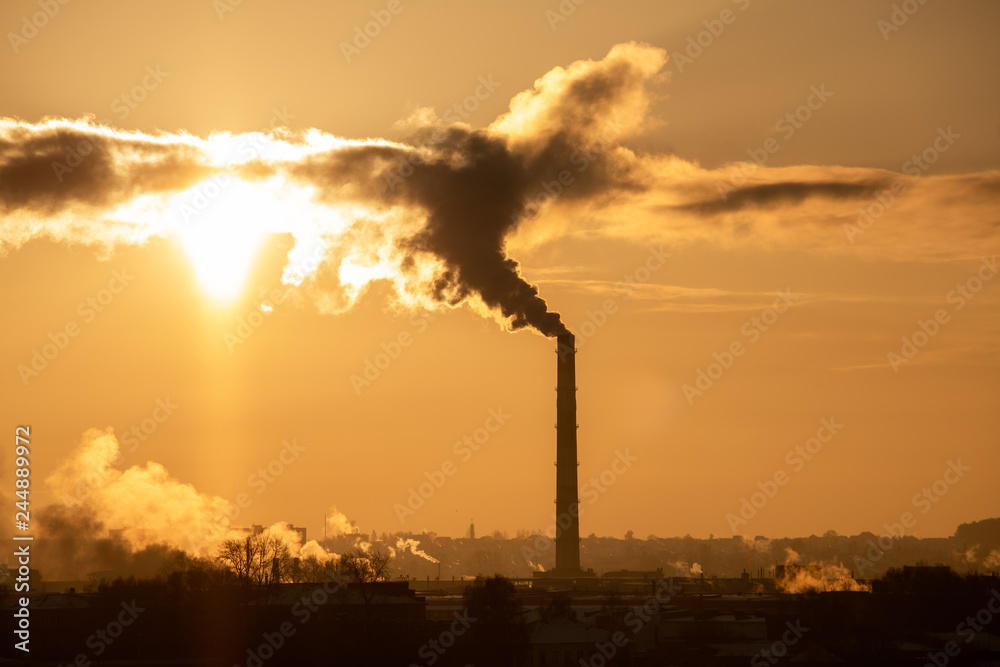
xmin=263 ymin=46 xmax=667 ymax=335
xmin=0 ymin=120 xmax=212 ymax=216
xmin=0 ymin=45 xmax=669 ymax=336
xmin=676 ymin=180 xmax=891 ymax=215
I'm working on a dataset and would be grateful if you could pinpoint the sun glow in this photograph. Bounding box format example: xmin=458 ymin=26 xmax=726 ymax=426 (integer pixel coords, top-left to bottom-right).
xmin=172 ymin=179 xmax=270 ymax=302
xmin=165 ymin=128 xmax=376 ymax=303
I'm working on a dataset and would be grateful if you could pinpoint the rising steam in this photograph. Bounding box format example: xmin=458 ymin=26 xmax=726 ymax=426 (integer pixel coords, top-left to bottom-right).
xmin=38 ymin=429 xmax=344 ymax=579
xmin=39 ymin=429 xmax=237 ymax=579
xmin=264 ymin=520 xmax=338 ymax=563
xmin=777 ymin=561 xmax=871 ymax=594
xmin=45 ymin=428 xmax=234 ymax=555
xmin=776 ymin=547 xmax=869 ymax=593
xmin=325 ymin=508 xmax=361 ymax=537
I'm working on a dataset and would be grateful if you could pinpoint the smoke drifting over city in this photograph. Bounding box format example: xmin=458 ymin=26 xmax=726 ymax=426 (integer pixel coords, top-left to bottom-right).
xmin=4 ymin=43 xmax=996 ymax=337
xmin=1 ymin=42 xmax=670 ymax=336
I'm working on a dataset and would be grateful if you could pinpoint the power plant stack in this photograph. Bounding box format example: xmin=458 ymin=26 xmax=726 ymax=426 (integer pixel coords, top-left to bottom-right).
xmin=554 ymin=332 xmax=581 ymax=573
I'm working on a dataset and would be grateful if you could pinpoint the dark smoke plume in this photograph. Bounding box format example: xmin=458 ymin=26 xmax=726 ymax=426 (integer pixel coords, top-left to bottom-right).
xmin=5 ymin=43 xmax=984 ymax=330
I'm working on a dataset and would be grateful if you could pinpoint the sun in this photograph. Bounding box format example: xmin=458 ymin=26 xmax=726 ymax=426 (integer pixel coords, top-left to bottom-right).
xmin=172 ymin=179 xmax=269 ymax=302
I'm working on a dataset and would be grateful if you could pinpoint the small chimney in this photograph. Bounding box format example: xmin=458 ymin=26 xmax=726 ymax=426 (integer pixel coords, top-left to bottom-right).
xmin=555 ymin=333 xmax=581 ymax=573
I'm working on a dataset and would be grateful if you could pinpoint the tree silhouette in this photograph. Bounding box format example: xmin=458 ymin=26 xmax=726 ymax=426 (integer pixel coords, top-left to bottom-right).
xmin=217 ymin=529 xmax=292 ymax=585
xmin=337 ymin=547 xmax=392 ymax=585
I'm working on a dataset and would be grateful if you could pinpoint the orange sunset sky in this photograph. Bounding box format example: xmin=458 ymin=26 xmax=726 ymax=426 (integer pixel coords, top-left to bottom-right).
xmin=2 ymin=0 xmax=998 ymax=555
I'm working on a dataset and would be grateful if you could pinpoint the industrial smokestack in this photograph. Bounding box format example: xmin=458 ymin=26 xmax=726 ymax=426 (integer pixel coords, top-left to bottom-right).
xmin=555 ymin=333 xmax=581 ymax=573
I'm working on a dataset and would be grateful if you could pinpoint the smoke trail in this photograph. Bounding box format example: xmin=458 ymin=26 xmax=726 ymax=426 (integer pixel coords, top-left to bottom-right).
xmin=0 ymin=43 xmax=668 ymax=336
xmin=38 ymin=430 xmax=347 ymax=579
xmin=4 ymin=42 xmax=995 ymax=336
xmin=395 ymin=537 xmax=440 ymax=564
xmin=252 ymin=41 xmax=668 ymax=334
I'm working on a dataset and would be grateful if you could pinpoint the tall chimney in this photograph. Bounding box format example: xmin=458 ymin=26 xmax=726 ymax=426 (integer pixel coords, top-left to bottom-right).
xmin=555 ymin=332 xmax=581 ymax=573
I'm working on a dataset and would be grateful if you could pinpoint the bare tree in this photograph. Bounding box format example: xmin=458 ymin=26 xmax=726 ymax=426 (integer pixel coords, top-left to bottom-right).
xmin=334 ymin=547 xmax=392 ymax=609
xmin=335 ymin=548 xmax=393 ymax=657
xmin=217 ymin=537 xmax=253 ymax=582
xmin=292 ymin=554 xmax=341 ymax=583
xmin=217 ymin=529 xmax=292 ymax=585
xmin=337 ymin=547 xmax=392 ymax=584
